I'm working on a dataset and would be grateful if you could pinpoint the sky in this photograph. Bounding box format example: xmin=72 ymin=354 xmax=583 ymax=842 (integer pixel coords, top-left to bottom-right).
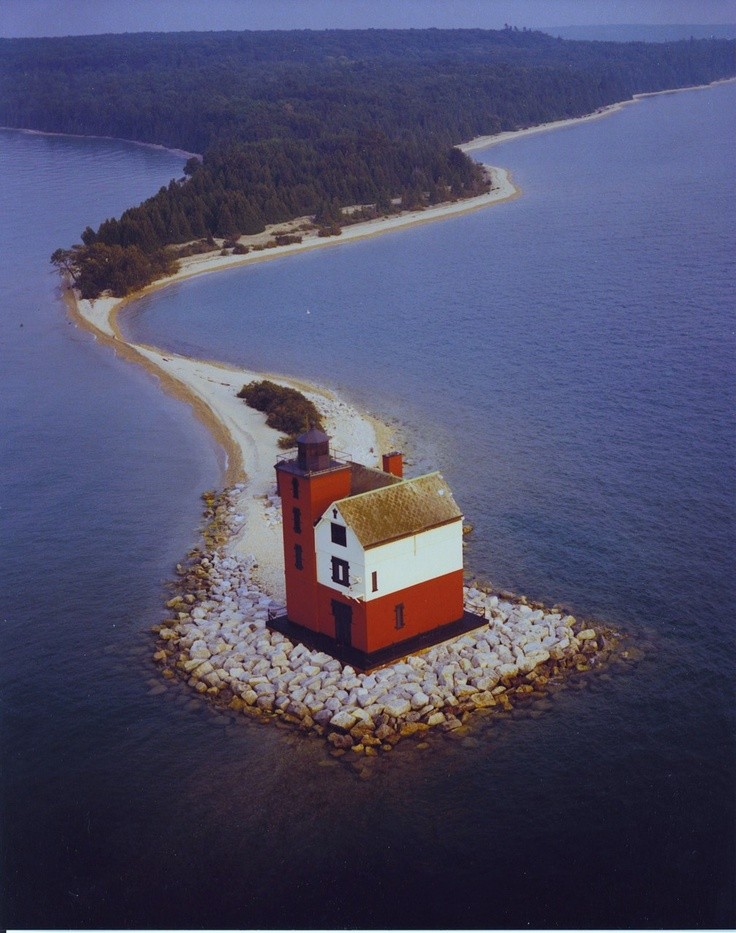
xmin=1 ymin=0 xmax=735 ymax=38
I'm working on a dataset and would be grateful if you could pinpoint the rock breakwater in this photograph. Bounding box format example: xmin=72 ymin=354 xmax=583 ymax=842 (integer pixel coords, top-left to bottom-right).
xmin=153 ymin=487 xmax=618 ymax=760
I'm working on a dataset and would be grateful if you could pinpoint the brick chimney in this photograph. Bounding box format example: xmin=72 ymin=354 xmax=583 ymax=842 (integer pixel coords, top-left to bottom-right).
xmin=382 ymin=451 xmax=403 ymax=478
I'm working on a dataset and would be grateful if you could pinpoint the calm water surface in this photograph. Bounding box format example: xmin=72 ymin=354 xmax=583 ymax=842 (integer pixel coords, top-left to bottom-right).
xmin=2 ymin=83 xmax=735 ymax=929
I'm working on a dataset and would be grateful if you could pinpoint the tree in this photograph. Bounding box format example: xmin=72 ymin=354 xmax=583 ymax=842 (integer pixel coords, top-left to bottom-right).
xmin=50 ymin=247 xmax=79 ymax=283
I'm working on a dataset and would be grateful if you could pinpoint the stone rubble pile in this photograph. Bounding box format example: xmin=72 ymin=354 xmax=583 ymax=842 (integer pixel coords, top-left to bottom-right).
xmin=153 ymin=488 xmax=612 ymax=756
xmin=256 ymin=484 xmax=282 ymax=529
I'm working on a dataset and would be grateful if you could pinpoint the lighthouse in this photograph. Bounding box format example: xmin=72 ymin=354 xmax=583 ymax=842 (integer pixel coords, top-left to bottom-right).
xmin=274 ymin=427 xmax=478 ymax=667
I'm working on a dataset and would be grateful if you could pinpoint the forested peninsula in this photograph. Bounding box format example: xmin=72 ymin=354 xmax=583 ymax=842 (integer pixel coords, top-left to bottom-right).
xmin=2 ymin=27 xmax=733 ymax=297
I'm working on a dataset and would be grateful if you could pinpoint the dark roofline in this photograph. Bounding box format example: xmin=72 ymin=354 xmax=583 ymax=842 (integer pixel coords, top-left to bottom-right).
xmin=275 ymin=457 xmax=349 ymax=477
xmin=297 ymin=424 xmax=330 ymax=445
xmin=335 ymin=470 xmax=440 ymax=506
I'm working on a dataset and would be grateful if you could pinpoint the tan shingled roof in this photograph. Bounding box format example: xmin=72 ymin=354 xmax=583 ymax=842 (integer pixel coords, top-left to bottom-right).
xmin=337 ymin=472 xmax=462 ymax=549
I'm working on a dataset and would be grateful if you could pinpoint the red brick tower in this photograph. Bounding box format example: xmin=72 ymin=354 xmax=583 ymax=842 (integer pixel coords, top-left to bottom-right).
xmin=275 ymin=427 xmax=351 ymax=633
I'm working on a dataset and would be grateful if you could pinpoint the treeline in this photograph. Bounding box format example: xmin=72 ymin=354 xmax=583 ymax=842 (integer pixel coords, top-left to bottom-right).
xmin=91 ymin=135 xmax=486 ymax=248
xmin=4 ymin=28 xmax=731 ymax=297
xmin=2 ymin=29 xmax=733 ymax=152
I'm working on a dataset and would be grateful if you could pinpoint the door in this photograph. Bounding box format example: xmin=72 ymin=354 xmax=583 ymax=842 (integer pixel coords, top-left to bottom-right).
xmin=332 ymin=600 xmax=352 ymax=646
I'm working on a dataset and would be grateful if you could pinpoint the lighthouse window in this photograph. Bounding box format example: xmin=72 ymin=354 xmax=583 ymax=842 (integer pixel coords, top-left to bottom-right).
xmin=291 ymin=477 xmax=299 ymax=499
xmin=394 ymin=603 xmax=405 ymax=630
xmin=330 ymin=522 xmax=347 ymax=546
xmin=294 ymin=544 xmax=303 ymax=570
xmin=331 ymin=556 xmax=350 ymax=587
xmin=372 ymin=571 xmax=378 ymax=592
xmin=292 ymin=507 xmax=302 ymax=533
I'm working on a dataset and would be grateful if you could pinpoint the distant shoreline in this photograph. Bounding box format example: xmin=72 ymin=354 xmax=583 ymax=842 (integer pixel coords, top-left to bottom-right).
xmin=0 ymin=124 xmax=200 ymax=161
xmin=459 ymin=75 xmax=736 ymax=152
xmin=71 ymin=75 xmax=736 ymax=351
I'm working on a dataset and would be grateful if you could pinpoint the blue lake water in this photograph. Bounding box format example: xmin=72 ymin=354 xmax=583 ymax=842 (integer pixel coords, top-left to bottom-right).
xmin=1 ymin=82 xmax=735 ymax=929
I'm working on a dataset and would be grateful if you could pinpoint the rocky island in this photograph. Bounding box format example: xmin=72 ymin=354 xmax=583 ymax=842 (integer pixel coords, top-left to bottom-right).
xmin=152 ymin=480 xmax=615 ymax=766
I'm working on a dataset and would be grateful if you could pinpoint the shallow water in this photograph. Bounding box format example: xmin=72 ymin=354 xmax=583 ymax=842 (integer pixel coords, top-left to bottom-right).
xmin=2 ymin=83 xmax=735 ymax=929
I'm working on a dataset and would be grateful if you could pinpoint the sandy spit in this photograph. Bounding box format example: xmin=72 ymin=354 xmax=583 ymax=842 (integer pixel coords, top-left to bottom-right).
xmin=68 ymin=287 xmax=386 ymax=599
xmin=65 ymin=165 xmax=521 ymax=593
xmin=66 ymin=161 xmax=519 ymax=481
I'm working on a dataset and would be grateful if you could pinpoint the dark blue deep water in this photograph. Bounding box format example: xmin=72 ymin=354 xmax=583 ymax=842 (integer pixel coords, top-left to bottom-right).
xmin=2 ymin=82 xmax=735 ymax=930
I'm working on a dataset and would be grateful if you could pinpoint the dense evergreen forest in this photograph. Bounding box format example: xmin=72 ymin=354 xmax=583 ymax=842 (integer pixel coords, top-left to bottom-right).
xmin=2 ymin=28 xmax=732 ymax=297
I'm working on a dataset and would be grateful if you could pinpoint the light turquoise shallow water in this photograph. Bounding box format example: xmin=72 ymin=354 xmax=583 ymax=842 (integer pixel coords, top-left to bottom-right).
xmin=1 ymin=82 xmax=734 ymax=929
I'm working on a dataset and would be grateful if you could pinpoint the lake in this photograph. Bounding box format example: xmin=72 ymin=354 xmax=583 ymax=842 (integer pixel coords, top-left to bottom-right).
xmin=1 ymin=81 xmax=734 ymax=929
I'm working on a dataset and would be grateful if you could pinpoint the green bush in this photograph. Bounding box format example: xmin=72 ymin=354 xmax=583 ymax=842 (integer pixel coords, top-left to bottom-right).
xmin=237 ymin=380 xmax=323 ymax=446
